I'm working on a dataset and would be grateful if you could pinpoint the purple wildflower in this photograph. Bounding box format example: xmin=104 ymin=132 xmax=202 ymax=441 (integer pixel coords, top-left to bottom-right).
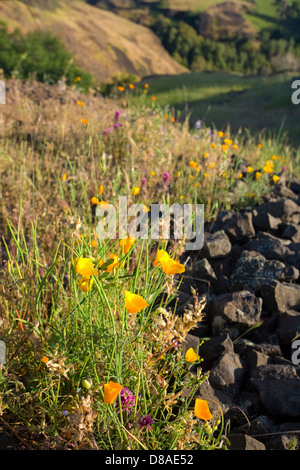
xmin=139 ymin=414 xmax=154 ymax=430
xmin=115 ymin=110 xmax=121 ymax=121
xmin=282 ymin=165 xmax=287 ymax=172
xmin=113 ymin=122 xmax=119 ymax=128
xmin=195 ymin=120 xmax=202 ymax=130
xmin=120 ymin=387 xmax=136 ymax=412
xmin=141 ymin=177 xmax=147 ymax=186
xmin=163 ymin=172 xmax=170 ymax=183
xmin=62 ymin=410 xmax=69 ymax=417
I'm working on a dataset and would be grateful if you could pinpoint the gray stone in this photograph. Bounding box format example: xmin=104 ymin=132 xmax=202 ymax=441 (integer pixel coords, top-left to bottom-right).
xmin=208 ymin=290 xmax=263 ymax=333
xmin=252 ymin=210 xmax=282 ymax=232
xmin=223 ymin=211 xmax=255 ymax=243
xmin=250 ymin=364 xmax=300 ymax=417
xmin=258 ymin=281 xmax=300 ymax=314
xmin=253 ymin=198 xmax=300 ymax=221
xmin=202 ymin=230 xmax=232 ymax=259
xmin=279 ymin=222 xmax=300 ymax=243
xmin=192 ymin=258 xmax=217 ymax=282
xmin=244 ymin=232 xmax=294 ymax=262
xmin=228 ymin=433 xmax=266 ymax=450
xmin=276 ymin=310 xmax=300 ymax=344
xmin=198 ymin=332 xmax=234 ymax=372
xmin=209 ymin=351 xmax=247 ymax=399
xmin=230 ymin=250 xmax=299 ymax=292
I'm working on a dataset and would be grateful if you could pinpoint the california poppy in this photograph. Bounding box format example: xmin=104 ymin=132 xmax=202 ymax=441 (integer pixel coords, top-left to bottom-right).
xmin=185 ymin=348 xmax=200 ymax=362
xmin=119 ymin=236 xmax=136 ymax=254
xmin=103 ymin=381 xmax=123 ymax=404
xmin=74 ymin=257 xmax=98 ymax=277
xmin=194 ymin=399 xmax=212 ymax=420
xmin=125 ymin=291 xmax=149 ymax=314
xmin=153 ymin=249 xmax=185 ymax=275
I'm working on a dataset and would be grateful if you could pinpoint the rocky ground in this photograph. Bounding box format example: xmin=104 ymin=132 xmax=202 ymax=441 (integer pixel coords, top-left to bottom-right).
xmin=179 ymin=174 xmax=300 ymax=450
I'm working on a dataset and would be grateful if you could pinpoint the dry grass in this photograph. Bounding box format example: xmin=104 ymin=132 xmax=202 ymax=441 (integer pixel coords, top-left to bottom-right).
xmin=0 ymin=0 xmax=188 ymax=83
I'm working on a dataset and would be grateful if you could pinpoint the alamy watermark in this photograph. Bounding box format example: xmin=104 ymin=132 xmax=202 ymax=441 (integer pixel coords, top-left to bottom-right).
xmin=291 ymin=339 xmax=300 ymax=365
xmin=95 ymin=197 xmax=204 ymax=251
xmin=291 ymin=79 xmax=300 ymax=105
xmin=0 ymin=80 xmax=5 ymax=104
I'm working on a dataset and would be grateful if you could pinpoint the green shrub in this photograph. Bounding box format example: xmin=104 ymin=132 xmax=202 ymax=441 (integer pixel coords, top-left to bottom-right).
xmin=0 ymin=22 xmax=93 ymax=91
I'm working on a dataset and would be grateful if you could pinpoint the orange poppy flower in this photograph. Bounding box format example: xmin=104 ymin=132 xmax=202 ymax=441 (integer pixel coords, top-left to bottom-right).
xmin=185 ymin=348 xmax=200 ymax=362
xmin=103 ymin=380 xmax=123 ymax=404
xmin=153 ymin=249 xmax=185 ymax=275
xmin=125 ymin=291 xmax=149 ymax=314
xmin=119 ymin=236 xmax=136 ymax=254
xmin=194 ymin=399 xmax=212 ymax=420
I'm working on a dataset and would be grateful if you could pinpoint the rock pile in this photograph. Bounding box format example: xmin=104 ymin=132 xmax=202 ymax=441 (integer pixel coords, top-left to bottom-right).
xmin=181 ymin=176 xmax=300 ymax=450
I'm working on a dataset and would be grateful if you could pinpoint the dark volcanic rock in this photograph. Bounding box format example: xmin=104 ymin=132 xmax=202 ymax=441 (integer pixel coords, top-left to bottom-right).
xmin=201 ymin=230 xmax=232 ymax=259
xmin=258 ymin=281 xmax=300 ymax=314
xmin=276 ymin=310 xmax=300 ymax=344
xmin=228 ymin=433 xmax=266 ymax=450
xmin=244 ymin=232 xmax=294 ymax=262
xmin=250 ymin=364 xmax=300 ymax=417
xmin=230 ymin=250 xmax=299 ymax=291
xmin=209 ymin=351 xmax=247 ymax=399
xmin=208 ymin=290 xmax=262 ymax=333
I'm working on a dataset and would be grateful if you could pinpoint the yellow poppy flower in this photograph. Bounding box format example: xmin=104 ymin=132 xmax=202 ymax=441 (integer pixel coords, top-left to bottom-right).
xmin=76 ymin=101 xmax=84 ymax=107
xmin=190 ymin=160 xmax=197 ymax=168
xmin=132 ymin=187 xmax=140 ymax=196
xmin=224 ymin=138 xmax=233 ymax=146
xmin=98 ymin=184 xmax=104 ymax=196
xmin=74 ymin=257 xmax=98 ymax=277
xmin=118 ymin=86 xmax=125 ymax=91
xmin=91 ymin=196 xmax=99 ymax=204
xmin=103 ymin=380 xmax=123 ymax=404
xmin=185 ymin=348 xmax=200 ymax=362
xmin=273 ymin=174 xmax=280 ymax=183
xmin=247 ymin=166 xmax=254 ymax=173
xmin=194 ymin=399 xmax=212 ymax=420
xmin=153 ymin=249 xmax=185 ymax=275
xmin=119 ymin=236 xmax=136 ymax=254
xmin=77 ymin=276 xmax=93 ymax=293
xmin=125 ymin=291 xmax=149 ymax=314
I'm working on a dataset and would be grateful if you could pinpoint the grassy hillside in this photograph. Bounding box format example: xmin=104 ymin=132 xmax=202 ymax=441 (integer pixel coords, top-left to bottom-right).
xmin=134 ymin=71 xmax=300 ymax=147
xmin=0 ymin=0 xmax=188 ymax=82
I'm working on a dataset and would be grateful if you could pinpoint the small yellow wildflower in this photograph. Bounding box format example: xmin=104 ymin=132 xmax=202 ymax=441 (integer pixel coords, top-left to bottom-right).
xmin=190 ymin=161 xmax=198 ymax=168
xmin=185 ymin=348 xmax=200 ymax=362
xmin=273 ymin=174 xmax=280 ymax=183
xmin=247 ymin=166 xmax=254 ymax=173
xmin=132 ymin=186 xmax=140 ymax=196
